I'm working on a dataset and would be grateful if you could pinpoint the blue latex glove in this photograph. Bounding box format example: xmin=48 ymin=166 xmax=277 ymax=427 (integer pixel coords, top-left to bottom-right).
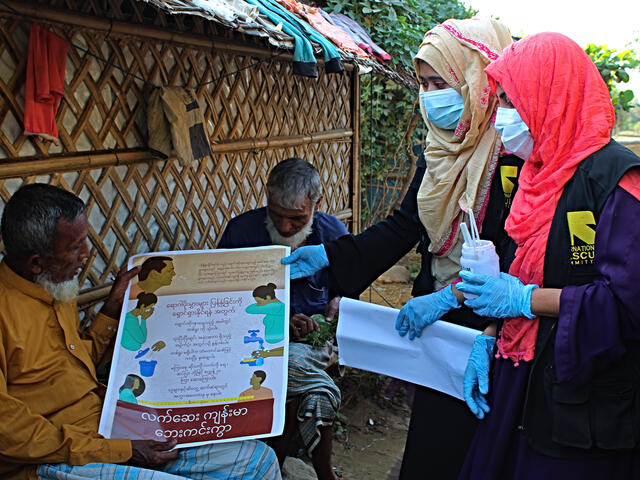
xmin=281 ymin=244 xmax=329 ymax=279
xmin=457 ymin=270 xmax=539 ymax=319
xmin=395 ymin=285 xmax=460 ymax=340
xmin=464 ymin=334 xmax=496 ymax=419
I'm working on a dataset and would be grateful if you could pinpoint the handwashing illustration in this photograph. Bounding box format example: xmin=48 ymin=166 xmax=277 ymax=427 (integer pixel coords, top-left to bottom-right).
xmin=121 ymin=292 xmax=166 ymax=377
xmin=245 ymin=283 xmax=285 ymax=343
xmin=121 ymin=293 xmax=157 ymax=351
xmin=240 ymin=329 xmax=265 ymax=366
xmin=100 ymin=247 xmax=290 ymax=444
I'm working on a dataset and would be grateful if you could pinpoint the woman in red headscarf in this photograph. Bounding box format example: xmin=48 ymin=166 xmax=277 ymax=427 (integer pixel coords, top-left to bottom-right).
xmin=456 ymin=32 xmax=640 ymax=479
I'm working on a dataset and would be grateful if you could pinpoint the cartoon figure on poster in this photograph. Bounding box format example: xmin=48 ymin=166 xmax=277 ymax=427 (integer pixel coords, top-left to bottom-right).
xmin=245 ymin=283 xmax=285 ymax=343
xmin=238 ymin=370 xmax=273 ymax=402
xmin=118 ymin=374 xmax=146 ymax=405
xmin=121 ymin=292 xmax=166 ymax=377
xmin=121 ymin=293 xmax=157 ymax=352
xmin=129 ymin=255 xmax=176 ymax=298
xmin=100 ymin=246 xmax=289 ymax=447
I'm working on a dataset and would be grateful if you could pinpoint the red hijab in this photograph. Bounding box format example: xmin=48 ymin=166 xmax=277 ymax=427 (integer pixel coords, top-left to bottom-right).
xmin=484 ymin=33 xmax=615 ymax=364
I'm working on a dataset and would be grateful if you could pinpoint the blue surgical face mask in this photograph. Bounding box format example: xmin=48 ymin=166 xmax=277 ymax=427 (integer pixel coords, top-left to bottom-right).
xmin=494 ymin=107 xmax=534 ymax=160
xmin=419 ymin=89 xmax=464 ymax=130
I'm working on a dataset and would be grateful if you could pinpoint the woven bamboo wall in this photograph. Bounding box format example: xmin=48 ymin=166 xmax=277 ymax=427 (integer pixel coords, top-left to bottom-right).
xmin=0 ymin=3 xmax=360 ymax=316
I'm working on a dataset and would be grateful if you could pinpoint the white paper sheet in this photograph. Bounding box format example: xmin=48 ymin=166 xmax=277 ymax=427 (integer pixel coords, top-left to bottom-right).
xmin=337 ymin=298 xmax=478 ymax=400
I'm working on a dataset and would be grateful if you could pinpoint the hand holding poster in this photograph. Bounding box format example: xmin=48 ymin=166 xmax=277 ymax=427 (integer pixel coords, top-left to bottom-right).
xmin=98 ymin=246 xmax=289 ymax=448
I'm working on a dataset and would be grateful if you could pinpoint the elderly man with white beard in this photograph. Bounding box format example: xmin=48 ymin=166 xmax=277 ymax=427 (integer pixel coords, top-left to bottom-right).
xmin=218 ymin=157 xmax=347 ymax=480
xmin=0 ymin=183 xmax=281 ymax=480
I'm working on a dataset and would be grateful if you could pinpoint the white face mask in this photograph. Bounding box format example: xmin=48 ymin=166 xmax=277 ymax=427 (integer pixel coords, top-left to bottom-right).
xmin=494 ymin=107 xmax=534 ymax=160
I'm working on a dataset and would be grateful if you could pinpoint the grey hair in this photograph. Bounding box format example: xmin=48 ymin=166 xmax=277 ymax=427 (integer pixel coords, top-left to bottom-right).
xmin=266 ymin=158 xmax=322 ymax=209
xmin=1 ymin=183 xmax=87 ymax=261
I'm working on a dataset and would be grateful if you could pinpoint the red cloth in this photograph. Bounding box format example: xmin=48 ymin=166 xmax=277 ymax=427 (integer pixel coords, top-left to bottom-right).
xmin=273 ymin=0 xmax=369 ymax=58
xmin=620 ymin=167 xmax=640 ymax=201
xmin=484 ymin=33 xmax=615 ymax=364
xmin=24 ymin=24 xmax=70 ymax=145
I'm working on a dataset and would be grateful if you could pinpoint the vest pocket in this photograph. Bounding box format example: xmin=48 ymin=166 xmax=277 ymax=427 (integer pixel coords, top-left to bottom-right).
xmin=547 ymin=367 xmax=639 ymax=450
xmin=591 ymin=381 xmax=637 ymax=449
xmin=549 ymin=378 xmax=592 ymax=448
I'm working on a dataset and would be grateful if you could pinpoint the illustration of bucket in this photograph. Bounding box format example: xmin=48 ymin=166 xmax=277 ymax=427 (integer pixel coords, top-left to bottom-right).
xmin=240 ymin=357 xmax=264 ymax=367
xmin=139 ymin=360 xmax=157 ymax=377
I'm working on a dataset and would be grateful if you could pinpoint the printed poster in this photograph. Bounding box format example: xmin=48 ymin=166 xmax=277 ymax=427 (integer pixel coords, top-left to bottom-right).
xmin=99 ymin=246 xmax=290 ymax=448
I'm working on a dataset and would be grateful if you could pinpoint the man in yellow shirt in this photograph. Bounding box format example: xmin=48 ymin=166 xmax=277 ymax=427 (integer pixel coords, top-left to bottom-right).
xmin=0 ymin=184 xmax=280 ymax=480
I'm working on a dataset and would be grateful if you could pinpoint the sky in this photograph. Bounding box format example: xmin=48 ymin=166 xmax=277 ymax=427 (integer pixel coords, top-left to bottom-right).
xmin=462 ymin=0 xmax=640 ymax=98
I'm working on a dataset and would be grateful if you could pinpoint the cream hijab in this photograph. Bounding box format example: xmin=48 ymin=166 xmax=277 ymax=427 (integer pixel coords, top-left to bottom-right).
xmin=414 ymin=18 xmax=512 ymax=257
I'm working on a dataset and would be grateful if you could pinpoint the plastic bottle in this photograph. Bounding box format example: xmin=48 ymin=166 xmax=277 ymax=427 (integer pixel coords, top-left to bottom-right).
xmin=460 ymin=239 xmax=500 ymax=299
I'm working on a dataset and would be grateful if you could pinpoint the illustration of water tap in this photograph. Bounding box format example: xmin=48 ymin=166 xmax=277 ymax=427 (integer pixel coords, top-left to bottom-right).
xmin=240 ymin=330 xmax=265 ymax=367
xmin=243 ymin=330 xmax=264 ymax=350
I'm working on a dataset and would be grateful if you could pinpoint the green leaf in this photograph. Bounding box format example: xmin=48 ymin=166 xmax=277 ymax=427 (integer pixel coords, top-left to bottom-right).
xmin=615 ymin=70 xmax=630 ymax=83
xmin=621 ymin=89 xmax=635 ymax=103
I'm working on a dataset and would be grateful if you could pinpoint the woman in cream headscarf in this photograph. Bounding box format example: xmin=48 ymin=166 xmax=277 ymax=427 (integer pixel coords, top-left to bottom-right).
xmin=415 ymin=18 xmax=511 ymax=287
xmin=282 ymin=18 xmax=514 ymax=478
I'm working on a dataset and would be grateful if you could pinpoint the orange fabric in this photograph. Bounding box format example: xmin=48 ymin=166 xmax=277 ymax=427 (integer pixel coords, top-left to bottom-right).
xmin=274 ymin=0 xmax=369 ymax=58
xmin=0 ymin=261 xmax=131 ymax=479
xmin=620 ymin=167 xmax=640 ymax=201
xmin=24 ymin=24 xmax=69 ymax=145
xmin=484 ymin=33 xmax=615 ymax=364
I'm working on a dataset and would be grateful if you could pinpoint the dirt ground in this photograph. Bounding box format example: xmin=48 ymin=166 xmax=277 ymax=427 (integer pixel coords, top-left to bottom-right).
xmin=331 ymin=379 xmax=412 ymax=480
xmin=330 ymin=253 xmax=420 ymax=480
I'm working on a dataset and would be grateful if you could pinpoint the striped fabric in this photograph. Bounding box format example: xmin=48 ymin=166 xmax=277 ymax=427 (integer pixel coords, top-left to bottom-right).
xmin=287 ymin=342 xmax=341 ymax=454
xmin=37 ymin=440 xmax=281 ymax=480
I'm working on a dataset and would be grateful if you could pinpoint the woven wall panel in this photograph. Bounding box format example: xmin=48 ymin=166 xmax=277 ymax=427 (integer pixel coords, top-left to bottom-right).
xmin=0 ymin=18 xmax=353 ymax=157
xmin=0 ymin=9 xmax=356 ymax=323
xmin=0 ymin=142 xmax=351 ymax=288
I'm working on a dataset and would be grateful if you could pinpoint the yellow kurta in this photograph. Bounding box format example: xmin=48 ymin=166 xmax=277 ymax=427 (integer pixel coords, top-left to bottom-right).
xmin=0 ymin=261 xmax=131 ymax=479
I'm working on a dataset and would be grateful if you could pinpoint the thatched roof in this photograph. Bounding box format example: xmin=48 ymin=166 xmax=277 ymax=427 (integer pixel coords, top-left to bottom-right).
xmin=137 ymin=0 xmax=415 ymax=88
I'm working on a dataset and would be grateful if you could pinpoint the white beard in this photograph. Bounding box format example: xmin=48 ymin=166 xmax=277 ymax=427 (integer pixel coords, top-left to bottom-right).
xmin=35 ymin=273 xmax=80 ymax=303
xmin=265 ymin=215 xmax=313 ymax=249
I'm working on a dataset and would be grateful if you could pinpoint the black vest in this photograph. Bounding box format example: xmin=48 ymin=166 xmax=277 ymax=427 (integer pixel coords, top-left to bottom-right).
xmin=522 ymin=140 xmax=640 ymax=458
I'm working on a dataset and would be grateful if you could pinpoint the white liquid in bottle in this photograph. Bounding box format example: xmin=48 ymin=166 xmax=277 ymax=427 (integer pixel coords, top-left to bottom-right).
xmin=460 ymin=239 xmax=500 ymax=299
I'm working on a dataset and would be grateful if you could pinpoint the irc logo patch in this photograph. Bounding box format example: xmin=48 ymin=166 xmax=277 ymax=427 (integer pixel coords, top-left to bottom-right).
xmin=567 ymin=211 xmax=596 ymax=266
xmin=500 ymin=166 xmax=518 ymax=208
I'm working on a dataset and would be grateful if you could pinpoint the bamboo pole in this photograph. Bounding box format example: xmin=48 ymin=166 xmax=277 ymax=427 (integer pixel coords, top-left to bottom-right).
xmin=0 ymin=150 xmax=165 ymax=179
xmin=210 ymin=129 xmax=353 ymax=153
xmin=350 ymin=69 xmax=361 ymax=234
xmin=0 ymin=129 xmax=354 ymax=178
xmin=332 ymin=209 xmax=353 ymax=221
xmin=2 ymin=1 xmax=355 ymax=71
xmin=77 ymin=284 xmax=112 ymax=308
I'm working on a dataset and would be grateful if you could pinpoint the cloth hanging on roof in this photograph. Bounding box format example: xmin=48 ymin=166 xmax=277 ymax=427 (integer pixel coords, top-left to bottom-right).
xmin=23 ymin=23 xmax=69 ymax=145
xmin=321 ymin=12 xmax=391 ymax=62
xmin=146 ymin=87 xmax=212 ymax=166
xmin=191 ymin=0 xmax=260 ymax=22
xmin=273 ymin=0 xmax=368 ymax=58
xmin=244 ymin=0 xmax=343 ymax=77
